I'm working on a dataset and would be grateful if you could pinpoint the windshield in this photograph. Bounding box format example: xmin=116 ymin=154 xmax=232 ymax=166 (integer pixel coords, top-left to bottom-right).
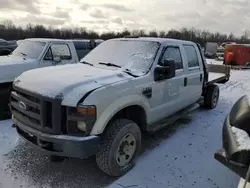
xmin=12 ymin=40 xmax=46 ymax=59
xmin=81 ymin=40 xmax=160 ymax=72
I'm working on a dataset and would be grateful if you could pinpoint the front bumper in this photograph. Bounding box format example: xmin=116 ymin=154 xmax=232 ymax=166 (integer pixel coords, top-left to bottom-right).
xmin=14 ymin=118 xmax=100 ymax=159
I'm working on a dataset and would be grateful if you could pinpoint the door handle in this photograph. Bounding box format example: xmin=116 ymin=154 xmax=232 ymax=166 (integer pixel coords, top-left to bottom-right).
xmin=184 ymin=77 xmax=187 ymax=87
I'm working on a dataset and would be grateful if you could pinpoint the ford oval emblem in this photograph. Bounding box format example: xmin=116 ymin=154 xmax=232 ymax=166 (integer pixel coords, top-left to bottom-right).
xmin=18 ymin=101 xmax=27 ymax=111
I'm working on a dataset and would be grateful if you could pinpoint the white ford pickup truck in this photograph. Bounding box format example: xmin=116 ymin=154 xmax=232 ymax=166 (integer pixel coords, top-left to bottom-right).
xmin=11 ymin=37 xmax=230 ymax=176
xmin=0 ymin=38 xmax=103 ymax=119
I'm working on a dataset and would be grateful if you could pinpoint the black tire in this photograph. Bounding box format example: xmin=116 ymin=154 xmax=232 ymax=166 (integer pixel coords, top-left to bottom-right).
xmin=0 ymin=89 xmax=11 ymax=120
xmin=96 ymin=119 xmax=141 ymax=177
xmin=49 ymin=155 xmax=65 ymax=162
xmin=204 ymin=84 xmax=220 ymax=109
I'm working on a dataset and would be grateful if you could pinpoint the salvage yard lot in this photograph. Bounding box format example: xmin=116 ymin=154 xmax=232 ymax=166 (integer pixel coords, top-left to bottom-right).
xmin=0 ymin=61 xmax=247 ymax=188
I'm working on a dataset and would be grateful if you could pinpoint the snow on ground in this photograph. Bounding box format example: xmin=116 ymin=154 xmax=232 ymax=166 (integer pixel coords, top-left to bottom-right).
xmin=0 ymin=61 xmax=250 ymax=188
xmin=206 ymin=58 xmax=224 ymax=65
xmin=232 ymin=126 xmax=250 ymax=151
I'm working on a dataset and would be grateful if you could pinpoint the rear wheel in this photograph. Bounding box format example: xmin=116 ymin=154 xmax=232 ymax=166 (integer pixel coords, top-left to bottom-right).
xmin=96 ymin=119 xmax=141 ymax=176
xmin=204 ymin=84 xmax=220 ymax=109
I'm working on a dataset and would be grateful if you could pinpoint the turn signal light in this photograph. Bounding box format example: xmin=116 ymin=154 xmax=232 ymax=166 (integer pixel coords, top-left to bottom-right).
xmin=76 ymin=106 xmax=96 ymax=116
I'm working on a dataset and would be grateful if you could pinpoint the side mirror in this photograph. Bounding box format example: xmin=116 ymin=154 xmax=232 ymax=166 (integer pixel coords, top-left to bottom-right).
xmin=154 ymin=59 xmax=176 ymax=81
xmin=53 ymin=57 xmax=61 ymax=64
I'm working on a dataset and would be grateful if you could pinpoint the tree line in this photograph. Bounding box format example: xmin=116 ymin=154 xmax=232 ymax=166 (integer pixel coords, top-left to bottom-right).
xmin=0 ymin=20 xmax=249 ymax=47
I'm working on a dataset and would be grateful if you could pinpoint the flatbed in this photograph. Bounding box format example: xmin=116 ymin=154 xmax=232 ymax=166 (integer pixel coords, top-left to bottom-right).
xmin=207 ymin=64 xmax=231 ymax=85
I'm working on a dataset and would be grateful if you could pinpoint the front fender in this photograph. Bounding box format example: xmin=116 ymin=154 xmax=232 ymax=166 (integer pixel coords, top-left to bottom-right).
xmin=90 ymin=94 xmax=150 ymax=135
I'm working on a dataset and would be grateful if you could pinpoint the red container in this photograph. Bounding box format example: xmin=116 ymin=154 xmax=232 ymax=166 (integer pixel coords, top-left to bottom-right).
xmin=224 ymin=44 xmax=250 ymax=66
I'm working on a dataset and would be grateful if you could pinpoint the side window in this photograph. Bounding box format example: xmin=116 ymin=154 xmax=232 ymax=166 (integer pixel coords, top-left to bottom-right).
xmin=73 ymin=41 xmax=87 ymax=50
xmin=50 ymin=44 xmax=72 ymax=60
xmin=160 ymin=47 xmax=183 ymax=70
xmin=183 ymin=45 xmax=199 ymax=68
xmin=73 ymin=41 xmax=89 ymax=60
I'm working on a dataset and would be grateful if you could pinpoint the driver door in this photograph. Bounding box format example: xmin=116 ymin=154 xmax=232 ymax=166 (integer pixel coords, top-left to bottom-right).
xmin=40 ymin=43 xmax=73 ymax=67
xmin=149 ymin=45 xmax=186 ymax=123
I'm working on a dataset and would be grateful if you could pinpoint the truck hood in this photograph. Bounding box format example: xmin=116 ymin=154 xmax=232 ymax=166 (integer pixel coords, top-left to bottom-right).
xmin=0 ymin=55 xmax=27 ymax=65
xmin=14 ymin=63 xmax=133 ymax=106
xmin=0 ymin=55 xmax=36 ymax=83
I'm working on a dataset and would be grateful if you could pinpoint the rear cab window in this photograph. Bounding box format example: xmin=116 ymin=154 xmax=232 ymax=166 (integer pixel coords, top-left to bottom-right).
xmin=183 ymin=45 xmax=199 ymax=69
xmin=73 ymin=41 xmax=87 ymax=50
xmin=73 ymin=41 xmax=90 ymax=60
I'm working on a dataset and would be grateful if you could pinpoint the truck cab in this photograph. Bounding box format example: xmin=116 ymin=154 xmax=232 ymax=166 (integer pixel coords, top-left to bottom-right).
xmin=0 ymin=38 xmax=103 ymax=120
xmin=11 ymin=37 xmax=230 ymax=176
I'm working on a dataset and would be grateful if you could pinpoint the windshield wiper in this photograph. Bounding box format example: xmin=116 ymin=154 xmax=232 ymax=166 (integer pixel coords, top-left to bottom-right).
xmin=123 ymin=69 xmax=139 ymax=77
xmin=80 ymin=61 xmax=93 ymax=66
xmin=99 ymin=62 xmax=121 ymax=68
xmin=20 ymin=52 xmax=27 ymax=56
xmin=98 ymin=62 xmax=138 ymax=77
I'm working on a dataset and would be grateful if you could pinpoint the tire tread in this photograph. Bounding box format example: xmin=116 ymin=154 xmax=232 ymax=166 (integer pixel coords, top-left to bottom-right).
xmin=96 ymin=119 xmax=139 ymax=176
xmin=204 ymin=84 xmax=219 ymax=109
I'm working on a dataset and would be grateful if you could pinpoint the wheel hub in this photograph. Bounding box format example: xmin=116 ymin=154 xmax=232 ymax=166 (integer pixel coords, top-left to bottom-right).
xmin=116 ymin=133 xmax=136 ymax=167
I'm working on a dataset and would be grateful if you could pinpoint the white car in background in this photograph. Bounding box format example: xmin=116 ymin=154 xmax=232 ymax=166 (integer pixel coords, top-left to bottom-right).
xmin=0 ymin=38 xmax=103 ymax=119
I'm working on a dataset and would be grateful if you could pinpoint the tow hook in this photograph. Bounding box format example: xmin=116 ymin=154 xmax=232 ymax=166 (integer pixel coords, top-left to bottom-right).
xmin=37 ymin=139 xmax=51 ymax=149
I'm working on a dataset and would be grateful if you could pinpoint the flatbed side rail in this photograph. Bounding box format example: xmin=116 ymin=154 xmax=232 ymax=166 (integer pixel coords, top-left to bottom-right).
xmin=206 ymin=64 xmax=231 ymax=86
xmin=208 ymin=64 xmax=231 ymax=76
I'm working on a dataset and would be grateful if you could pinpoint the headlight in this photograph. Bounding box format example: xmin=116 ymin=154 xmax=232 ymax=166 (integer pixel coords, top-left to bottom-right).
xmin=67 ymin=105 xmax=97 ymax=135
xmin=77 ymin=121 xmax=87 ymax=132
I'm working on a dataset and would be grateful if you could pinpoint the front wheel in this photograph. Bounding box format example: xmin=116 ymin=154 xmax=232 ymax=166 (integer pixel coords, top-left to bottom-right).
xmin=96 ymin=119 xmax=141 ymax=177
xmin=204 ymin=84 xmax=220 ymax=109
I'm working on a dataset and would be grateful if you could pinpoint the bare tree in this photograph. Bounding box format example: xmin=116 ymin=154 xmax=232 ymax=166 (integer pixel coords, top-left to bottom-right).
xmin=0 ymin=19 xmax=249 ymax=47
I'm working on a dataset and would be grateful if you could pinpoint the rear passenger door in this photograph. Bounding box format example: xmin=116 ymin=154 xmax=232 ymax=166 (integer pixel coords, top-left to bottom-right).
xmin=183 ymin=45 xmax=203 ymax=104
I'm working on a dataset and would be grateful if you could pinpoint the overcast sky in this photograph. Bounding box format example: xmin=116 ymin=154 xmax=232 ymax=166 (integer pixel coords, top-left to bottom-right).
xmin=0 ymin=0 xmax=249 ymax=35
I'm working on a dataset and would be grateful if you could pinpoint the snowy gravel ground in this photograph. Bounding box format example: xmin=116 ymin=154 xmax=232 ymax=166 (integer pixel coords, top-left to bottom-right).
xmin=206 ymin=58 xmax=224 ymax=65
xmin=0 ymin=65 xmax=249 ymax=188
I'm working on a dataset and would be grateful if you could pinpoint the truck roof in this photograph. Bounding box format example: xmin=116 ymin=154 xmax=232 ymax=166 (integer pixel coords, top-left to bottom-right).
xmin=110 ymin=37 xmax=196 ymax=45
xmin=25 ymin=38 xmax=101 ymax=43
xmin=226 ymin=43 xmax=250 ymax=48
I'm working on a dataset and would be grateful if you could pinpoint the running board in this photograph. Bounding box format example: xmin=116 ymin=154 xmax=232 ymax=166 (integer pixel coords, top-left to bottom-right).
xmin=147 ymin=103 xmax=200 ymax=133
